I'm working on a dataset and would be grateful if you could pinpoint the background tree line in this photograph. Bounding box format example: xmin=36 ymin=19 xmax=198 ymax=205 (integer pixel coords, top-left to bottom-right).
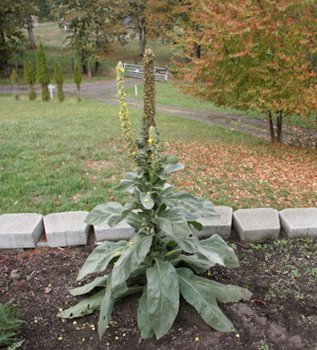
xmin=0 ymin=0 xmax=315 ymax=144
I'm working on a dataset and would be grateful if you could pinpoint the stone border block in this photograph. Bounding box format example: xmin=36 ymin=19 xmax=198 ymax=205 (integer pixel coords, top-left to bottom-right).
xmin=192 ymin=206 xmax=233 ymax=239
xmin=0 ymin=213 xmax=43 ymax=248
xmin=94 ymin=222 xmax=134 ymax=242
xmin=280 ymin=208 xmax=317 ymax=238
xmin=44 ymin=211 xmax=90 ymax=247
xmin=233 ymin=208 xmax=280 ymax=242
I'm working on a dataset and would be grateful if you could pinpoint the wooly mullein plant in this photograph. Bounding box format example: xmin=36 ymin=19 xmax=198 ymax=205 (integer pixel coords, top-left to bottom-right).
xmin=58 ymin=49 xmax=251 ymax=339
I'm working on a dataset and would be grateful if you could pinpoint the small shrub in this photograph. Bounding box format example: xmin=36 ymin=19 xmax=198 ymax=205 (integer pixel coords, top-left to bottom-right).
xmin=36 ymin=43 xmax=50 ymax=102
xmin=10 ymin=69 xmax=19 ymax=100
xmin=59 ymin=49 xmax=251 ymax=340
xmin=23 ymin=61 xmax=37 ymax=101
xmin=74 ymin=62 xmax=82 ymax=102
xmin=0 ymin=301 xmax=24 ymax=349
xmin=54 ymin=63 xmax=65 ymax=102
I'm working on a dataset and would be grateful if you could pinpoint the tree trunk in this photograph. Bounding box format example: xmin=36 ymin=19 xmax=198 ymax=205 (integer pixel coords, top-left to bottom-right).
xmin=138 ymin=18 xmax=146 ymax=56
xmin=95 ymin=60 xmax=100 ymax=73
xmin=276 ymin=111 xmax=283 ymax=143
xmin=0 ymin=31 xmax=9 ymax=76
xmin=76 ymin=84 xmax=81 ymax=102
xmin=315 ymin=116 xmax=317 ymax=150
xmin=268 ymin=111 xmax=275 ymax=142
xmin=87 ymin=60 xmax=91 ymax=79
xmin=194 ymin=43 xmax=202 ymax=58
xmin=71 ymin=57 xmax=74 ymax=74
xmin=27 ymin=16 xmax=37 ymax=50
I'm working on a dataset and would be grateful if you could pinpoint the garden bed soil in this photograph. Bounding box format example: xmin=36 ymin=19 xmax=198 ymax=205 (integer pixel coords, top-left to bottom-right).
xmin=1 ymin=237 xmax=316 ymax=350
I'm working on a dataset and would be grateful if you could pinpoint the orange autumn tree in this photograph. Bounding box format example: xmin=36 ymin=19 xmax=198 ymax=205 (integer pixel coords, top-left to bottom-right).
xmin=177 ymin=0 xmax=317 ymax=143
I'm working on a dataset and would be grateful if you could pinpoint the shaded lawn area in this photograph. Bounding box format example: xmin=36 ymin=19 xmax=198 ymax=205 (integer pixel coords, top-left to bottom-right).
xmin=0 ymin=96 xmax=316 ymax=215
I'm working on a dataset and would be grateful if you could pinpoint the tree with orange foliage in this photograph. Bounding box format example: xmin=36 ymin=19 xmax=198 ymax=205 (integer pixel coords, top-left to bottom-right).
xmin=177 ymin=0 xmax=316 ymax=143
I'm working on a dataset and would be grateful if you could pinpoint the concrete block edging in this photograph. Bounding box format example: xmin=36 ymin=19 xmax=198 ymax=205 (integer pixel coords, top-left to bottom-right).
xmin=0 ymin=207 xmax=316 ymax=249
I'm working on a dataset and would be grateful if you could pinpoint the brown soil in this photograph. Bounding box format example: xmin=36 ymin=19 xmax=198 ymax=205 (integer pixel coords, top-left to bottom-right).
xmin=1 ymin=237 xmax=316 ymax=350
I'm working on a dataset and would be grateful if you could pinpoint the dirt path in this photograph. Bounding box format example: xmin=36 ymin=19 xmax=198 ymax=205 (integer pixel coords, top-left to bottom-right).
xmin=1 ymin=80 xmax=315 ymax=147
xmin=75 ymin=79 xmax=270 ymax=140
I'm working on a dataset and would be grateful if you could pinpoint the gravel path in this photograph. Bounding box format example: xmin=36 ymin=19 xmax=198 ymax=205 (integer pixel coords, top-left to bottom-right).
xmin=1 ymin=79 xmax=315 ymax=147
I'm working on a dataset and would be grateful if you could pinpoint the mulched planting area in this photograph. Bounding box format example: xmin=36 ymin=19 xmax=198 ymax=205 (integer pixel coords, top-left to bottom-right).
xmin=1 ymin=237 xmax=316 ymax=350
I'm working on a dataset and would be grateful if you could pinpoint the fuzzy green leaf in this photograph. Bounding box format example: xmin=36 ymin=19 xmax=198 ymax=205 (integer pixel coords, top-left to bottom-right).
xmin=70 ymin=276 xmax=108 ymax=296
xmin=137 ymin=287 xmax=154 ymax=339
xmin=115 ymin=178 xmax=141 ymax=193
xmin=85 ymin=202 xmax=124 ymax=226
xmin=153 ymin=209 xmax=191 ymax=239
xmin=98 ymin=280 xmax=115 ymax=338
xmin=177 ymin=236 xmax=225 ymax=267
xmin=140 ymin=192 xmax=154 ymax=210
xmin=77 ymin=241 xmax=127 ymax=280
xmin=58 ymin=289 xmax=105 ymax=319
xmin=146 ymin=260 xmax=179 ymax=339
xmin=98 ymin=277 xmax=142 ymax=338
xmin=111 ymin=233 xmax=153 ymax=290
xmin=177 ymin=268 xmax=236 ymax=332
xmin=200 ymin=235 xmax=239 ymax=268
xmin=125 ymin=211 xmax=144 ymax=230
xmin=162 ymin=191 xmax=218 ymax=221
xmin=197 ymin=279 xmax=252 ymax=304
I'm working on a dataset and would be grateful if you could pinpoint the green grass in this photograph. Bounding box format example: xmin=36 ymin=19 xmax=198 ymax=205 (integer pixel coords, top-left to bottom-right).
xmin=1 ymin=96 xmax=316 ymax=214
xmin=126 ymin=82 xmax=317 ymax=130
xmin=0 ymin=96 xmax=259 ymax=215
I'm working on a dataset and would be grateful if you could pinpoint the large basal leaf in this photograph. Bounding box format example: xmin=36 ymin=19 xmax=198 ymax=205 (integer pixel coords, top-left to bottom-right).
xmin=200 ymin=235 xmax=239 ymax=268
xmin=162 ymin=191 xmax=218 ymax=221
xmin=175 ymin=235 xmax=239 ymax=272
xmin=193 ymin=278 xmax=252 ymax=304
xmin=85 ymin=202 xmax=124 ymax=226
xmin=137 ymin=287 xmax=154 ymax=339
xmin=153 ymin=209 xmax=191 ymax=239
xmin=175 ymin=253 xmax=214 ymax=273
xmin=146 ymin=259 xmax=179 ymax=339
xmin=57 ymin=289 xmax=105 ymax=319
xmin=111 ymin=233 xmax=153 ymax=290
xmin=70 ymin=276 xmax=108 ymax=296
xmin=98 ymin=276 xmax=117 ymax=339
xmin=98 ymin=276 xmax=142 ymax=339
xmin=77 ymin=240 xmax=127 ymax=280
xmin=177 ymin=268 xmax=236 ymax=332
xmin=176 ymin=236 xmax=225 ymax=267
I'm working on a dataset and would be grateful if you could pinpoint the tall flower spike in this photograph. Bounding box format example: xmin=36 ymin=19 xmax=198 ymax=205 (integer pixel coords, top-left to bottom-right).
xmin=143 ymin=49 xmax=156 ymax=139
xmin=116 ymin=61 xmax=137 ymax=156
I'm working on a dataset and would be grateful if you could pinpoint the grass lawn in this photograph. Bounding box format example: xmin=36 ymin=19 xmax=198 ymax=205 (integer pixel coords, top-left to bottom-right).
xmin=0 ymin=96 xmax=316 ymax=215
xmin=126 ymin=81 xmax=317 ymax=130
